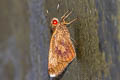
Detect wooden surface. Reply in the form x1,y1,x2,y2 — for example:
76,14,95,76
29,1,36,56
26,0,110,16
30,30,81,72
0,0,120,80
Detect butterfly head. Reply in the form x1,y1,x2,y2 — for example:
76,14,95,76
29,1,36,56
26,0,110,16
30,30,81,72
51,18,59,27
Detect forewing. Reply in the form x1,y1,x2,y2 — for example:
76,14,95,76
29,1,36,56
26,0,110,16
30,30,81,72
48,26,76,77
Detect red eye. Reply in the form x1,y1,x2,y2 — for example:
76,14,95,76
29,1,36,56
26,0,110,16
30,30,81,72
52,20,58,25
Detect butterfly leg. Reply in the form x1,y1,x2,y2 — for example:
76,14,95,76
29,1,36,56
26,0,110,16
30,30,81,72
64,18,77,25
61,10,69,20
61,10,72,21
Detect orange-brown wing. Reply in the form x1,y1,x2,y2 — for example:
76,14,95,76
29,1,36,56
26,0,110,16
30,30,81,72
48,25,76,77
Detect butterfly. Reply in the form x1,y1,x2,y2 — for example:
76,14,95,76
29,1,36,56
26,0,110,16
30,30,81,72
48,10,77,77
